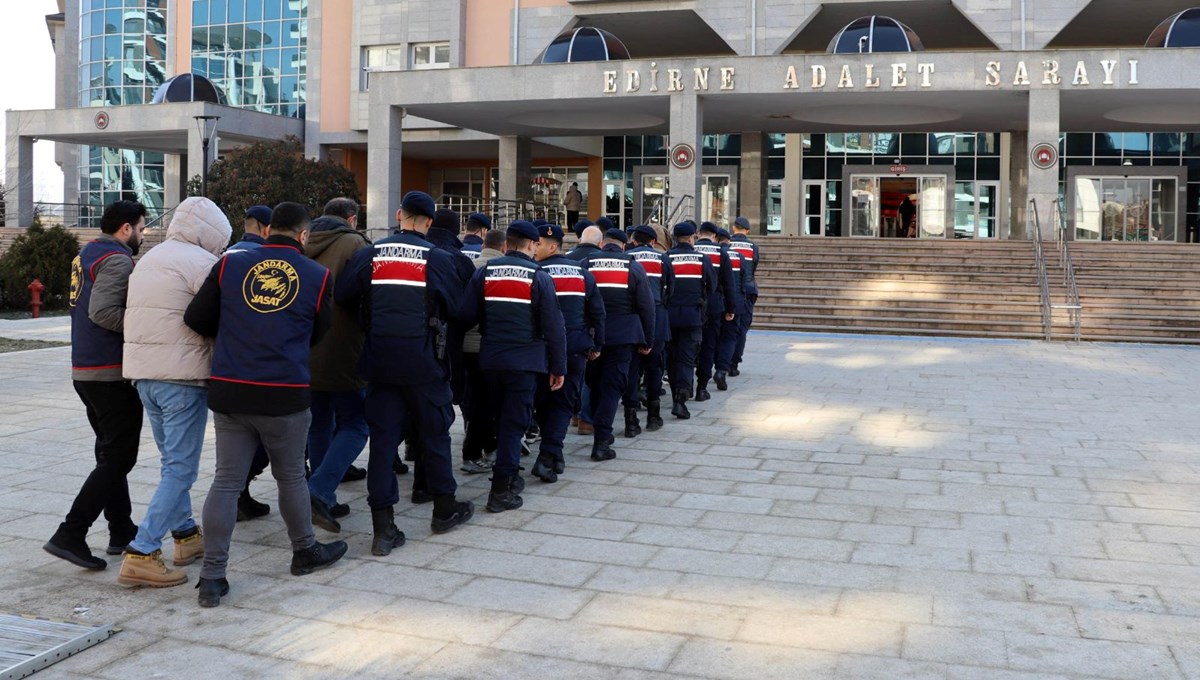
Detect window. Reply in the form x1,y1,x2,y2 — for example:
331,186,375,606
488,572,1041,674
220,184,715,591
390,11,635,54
361,44,404,90
411,42,450,69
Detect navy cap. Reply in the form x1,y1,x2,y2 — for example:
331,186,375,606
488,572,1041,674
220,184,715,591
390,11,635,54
672,222,696,237
245,205,273,226
596,216,615,231
538,223,564,241
603,228,628,244
715,227,732,240
507,220,540,241
572,219,594,237
733,216,751,230
400,191,436,220
432,208,460,233
699,221,719,235
532,218,549,227
466,212,492,230
632,224,657,240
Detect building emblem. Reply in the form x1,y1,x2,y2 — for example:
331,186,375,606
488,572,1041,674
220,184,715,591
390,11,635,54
243,259,300,313
670,143,695,170
94,111,109,130
1031,143,1058,170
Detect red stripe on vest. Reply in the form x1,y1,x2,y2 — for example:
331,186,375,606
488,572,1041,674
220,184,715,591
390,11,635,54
591,269,630,287
637,259,663,276
551,276,586,295
372,260,426,284
731,259,742,270
673,262,703,277
732,246,754,258
485,278,533,301
703,252,721,266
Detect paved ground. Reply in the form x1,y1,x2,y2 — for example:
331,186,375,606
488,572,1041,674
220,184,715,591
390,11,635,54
0,327,1198,679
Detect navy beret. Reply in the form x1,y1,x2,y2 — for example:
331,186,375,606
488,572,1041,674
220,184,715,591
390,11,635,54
672,222,696,237
531,218,549,227
733,216,751,230
604,228,628,243
596,216,615,231
632,224,657,240
466,212,492,229
715,227,732,240
432,208,460,233
572,219,594,236
401,191,436,220
507,220,540,241
538,223,564,241
699,221,720,235
245,205,273,226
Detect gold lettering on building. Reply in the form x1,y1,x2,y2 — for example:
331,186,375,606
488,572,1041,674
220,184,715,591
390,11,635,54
1129,59,1139,85
694,67,709,91
1013,61,1030,86
837,65,854,89
1100,60,1117,85
1042,60,1061,85
667,68,683,92
720,67,735,90
811,65,827,89
626,70,641,92
603,70,618,94
985,61,1002,87
1072,61,1089,86
917,63,935,87
890,63,907,88
864,64,880,88
784,65,799,89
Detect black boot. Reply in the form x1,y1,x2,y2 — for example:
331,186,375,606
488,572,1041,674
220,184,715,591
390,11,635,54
370,506,406,556
714,370,728,391
729,364,740,377
486,475,523,513
432,495,474,533
290,540,349,576
43,533,106,570
392,453,409,475
310,496,341,533
531,455,558,483
591,439,616,462
196,577,229,608
105,522,137,556
695,381,711,402
553,456,565,475
645,401,664,431
340,465,367,483
671,390,691,420
411,485,434,504
237,488,270,522
623,406,641,438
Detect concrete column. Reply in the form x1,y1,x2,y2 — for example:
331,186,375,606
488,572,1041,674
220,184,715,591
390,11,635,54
1026,89,1060,241
5,130,34,228
498,136,533,203
164,154,183,208
1008,130,1028,239
739,131,767,234
186,127,206,189
782,133,803,236
367,104,404,238
669,94,703,223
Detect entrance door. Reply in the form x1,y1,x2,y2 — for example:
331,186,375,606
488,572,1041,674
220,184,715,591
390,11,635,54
917,176,947,238
802,180,825,236
849,175,879,237
603,179,627,230
954,182,999,239
701,174,735,228
640,174,669,226
767,180,783,233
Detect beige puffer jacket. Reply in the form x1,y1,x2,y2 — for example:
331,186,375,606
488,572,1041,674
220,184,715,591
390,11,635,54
123,197,232,381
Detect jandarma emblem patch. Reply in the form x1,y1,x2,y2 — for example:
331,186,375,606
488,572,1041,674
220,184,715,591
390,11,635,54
69,256,82,308
243,259,300,313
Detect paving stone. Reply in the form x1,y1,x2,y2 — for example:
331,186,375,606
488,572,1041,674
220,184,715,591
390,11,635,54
444,576,595,619
577,592,747,639
902,624,1009,667
492,617,686,671
667,638,841,680
1005,631,1183,679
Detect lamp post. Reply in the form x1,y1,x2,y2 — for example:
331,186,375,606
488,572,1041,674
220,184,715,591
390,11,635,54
193,114,220,197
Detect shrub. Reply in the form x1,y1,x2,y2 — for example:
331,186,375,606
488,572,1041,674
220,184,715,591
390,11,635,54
0,224,80,310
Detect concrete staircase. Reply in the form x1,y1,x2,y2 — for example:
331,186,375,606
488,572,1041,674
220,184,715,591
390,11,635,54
1067,242,1200,344
754,238,1049,340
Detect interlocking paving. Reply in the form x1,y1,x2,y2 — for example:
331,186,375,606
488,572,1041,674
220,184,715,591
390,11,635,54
0,324,1198,679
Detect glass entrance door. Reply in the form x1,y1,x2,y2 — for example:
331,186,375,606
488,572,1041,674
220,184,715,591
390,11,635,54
802,180,825,236
701,174,735,228
849,175,879,237
767,180,783,233
917,176,947,238
640,174,669,227
1075,176,1178,241
603,179,627,230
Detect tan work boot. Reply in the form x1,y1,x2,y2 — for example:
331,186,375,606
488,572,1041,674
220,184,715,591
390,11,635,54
578,421,594,435
117,550,188,588
173,527,204,566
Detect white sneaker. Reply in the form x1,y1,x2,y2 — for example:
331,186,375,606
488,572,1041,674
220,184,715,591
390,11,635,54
460,459,493,474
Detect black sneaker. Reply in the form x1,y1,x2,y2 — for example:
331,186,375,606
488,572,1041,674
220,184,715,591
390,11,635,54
531,458,558,483
729,366,741,377
411,488,434,505
714,370,728,391
310,497,342,533
290,540,349,576
590,441,616,462
486,490,523,513
43,535,106,570
196,577,229,608
106,523,137,556
237,490,270,522
393,454,410,475
340,465,367,483
330,502,350,519
431,500,475,534
695,386,711,402
509,474,526,494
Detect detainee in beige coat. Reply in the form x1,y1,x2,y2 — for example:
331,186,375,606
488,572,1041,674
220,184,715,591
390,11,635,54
116,196,231,588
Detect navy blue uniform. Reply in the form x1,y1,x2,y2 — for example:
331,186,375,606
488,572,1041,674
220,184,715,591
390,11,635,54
729,235,760,370
337,230,462,509
665,244,716,397
623,246,673,410
717,247,749,373
582,244,655,445
461,234,483,261
534,255,605,469
694,239,736,387
566,243,602,261
459,252,566,480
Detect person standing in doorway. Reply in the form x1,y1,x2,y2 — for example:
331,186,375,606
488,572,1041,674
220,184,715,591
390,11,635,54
44,200,146,570
564,182,583,229
899,196,917,238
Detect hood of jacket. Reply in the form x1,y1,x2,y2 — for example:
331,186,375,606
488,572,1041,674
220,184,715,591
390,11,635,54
310,215,350,233
306,222,367,260
166,197,232,256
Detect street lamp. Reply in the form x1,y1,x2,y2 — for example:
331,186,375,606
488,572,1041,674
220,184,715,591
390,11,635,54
193,114,221,197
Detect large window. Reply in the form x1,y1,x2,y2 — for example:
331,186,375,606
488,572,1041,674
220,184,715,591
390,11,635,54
362,44,403,90
411,42,450,70
191,0,308,118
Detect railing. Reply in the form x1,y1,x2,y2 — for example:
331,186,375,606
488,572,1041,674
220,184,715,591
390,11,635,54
1053,198,1083,342
665,194,695,227
145,205,176,231
29,203,102,228
1029,199,1053,342
437,194,565,230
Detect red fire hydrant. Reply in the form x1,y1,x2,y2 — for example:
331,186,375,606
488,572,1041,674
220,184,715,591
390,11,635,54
28,279,45,319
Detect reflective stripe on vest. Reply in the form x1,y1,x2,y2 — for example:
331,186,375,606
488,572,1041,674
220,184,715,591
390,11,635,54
542,261,587,330
588,256,631,288
483,259,538,342
669,252,704,279
372,243,429,288
695,243,723,270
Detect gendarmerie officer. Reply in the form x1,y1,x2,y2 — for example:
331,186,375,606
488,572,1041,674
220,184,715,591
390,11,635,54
694,222,736,402
729,216,761,376
665,222,717,419
582,228,655,461
459,221,567,511
461,212,491,261
715,227,748,390
337,191,474,556
531,223,605,483
622,225,673,436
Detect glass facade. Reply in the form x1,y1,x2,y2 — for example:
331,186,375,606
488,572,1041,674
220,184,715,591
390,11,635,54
78,0,169,224
191,0,309,117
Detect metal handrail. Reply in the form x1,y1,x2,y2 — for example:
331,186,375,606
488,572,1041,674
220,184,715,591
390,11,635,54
437,194,565,229
145,205,176,231
665,194,695,227
1029,198,1053,342
1053,198,1083,342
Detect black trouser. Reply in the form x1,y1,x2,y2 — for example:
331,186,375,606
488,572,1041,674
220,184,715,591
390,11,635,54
57,380,143,541
461,352,496,462
567,211,580,229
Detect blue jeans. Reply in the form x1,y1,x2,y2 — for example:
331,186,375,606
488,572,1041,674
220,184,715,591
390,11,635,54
307,389,369,506
129,381,208,554
579,384,594,425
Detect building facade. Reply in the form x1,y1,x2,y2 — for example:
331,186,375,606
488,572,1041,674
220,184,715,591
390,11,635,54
10,0,1200,244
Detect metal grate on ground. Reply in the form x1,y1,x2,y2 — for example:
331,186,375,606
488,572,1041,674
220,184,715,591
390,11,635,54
0,614,113,679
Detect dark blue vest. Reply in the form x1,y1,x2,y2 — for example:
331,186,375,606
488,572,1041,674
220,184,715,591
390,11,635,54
210,244,329,389
70,239,130,371
730,235,759,295
368,233,433,340
481,254,540,343
584,248,635,317
727,248,746,298
462,235,483,261
666,246,707,328
538,256,588,332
